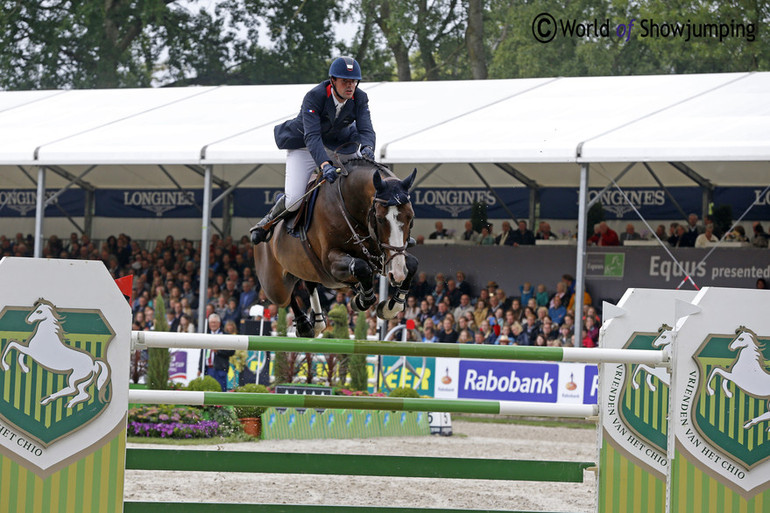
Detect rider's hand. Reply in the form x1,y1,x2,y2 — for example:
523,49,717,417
361,146,375,160
322,163,340,183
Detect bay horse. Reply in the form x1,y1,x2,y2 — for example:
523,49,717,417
253,156,418,338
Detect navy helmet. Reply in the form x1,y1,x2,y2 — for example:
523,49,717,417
329,56,361,80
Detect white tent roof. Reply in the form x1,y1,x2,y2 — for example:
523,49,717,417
0,72,768,187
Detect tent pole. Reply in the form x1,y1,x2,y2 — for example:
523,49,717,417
197,165,214,333
574,164,589,347
33,166,46,258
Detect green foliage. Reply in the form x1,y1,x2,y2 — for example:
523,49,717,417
587,201,606,239
197,405,242,437
321,304,350,387
147,295,171,390
349,311,370,392
711,204,733,238
232,383,270,418
470,201,488,233
388,386,421,398
186,376,224,392
128,405,202,424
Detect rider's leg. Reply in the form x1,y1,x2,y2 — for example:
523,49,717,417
250,149,316,244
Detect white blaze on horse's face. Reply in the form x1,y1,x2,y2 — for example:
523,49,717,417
385,205,407,284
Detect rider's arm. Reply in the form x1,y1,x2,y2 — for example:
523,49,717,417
301,86,334,169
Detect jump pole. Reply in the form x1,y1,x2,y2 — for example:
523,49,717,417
132,331,669,366
129,390,599,418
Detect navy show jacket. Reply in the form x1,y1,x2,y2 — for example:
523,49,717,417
274,80,376,167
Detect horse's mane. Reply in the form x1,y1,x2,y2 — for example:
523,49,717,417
338,155,395,179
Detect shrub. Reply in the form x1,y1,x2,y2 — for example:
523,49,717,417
186,376,223,392
388,386,421,398
232,383,269,419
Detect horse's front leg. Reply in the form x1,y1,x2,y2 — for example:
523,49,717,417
17,352,29,373
1,341,23,372
706,368,730,397
328,250,376,312
377,253,419,320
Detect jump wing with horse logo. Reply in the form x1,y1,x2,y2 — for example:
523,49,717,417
0,298,114,447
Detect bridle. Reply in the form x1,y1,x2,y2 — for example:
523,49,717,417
333,160,411,276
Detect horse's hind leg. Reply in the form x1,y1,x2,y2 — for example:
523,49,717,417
291,292,314,339
306,283,327,336
41,371,91,406
66,374,94,408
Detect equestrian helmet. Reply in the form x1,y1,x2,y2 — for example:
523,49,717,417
329,56,362,80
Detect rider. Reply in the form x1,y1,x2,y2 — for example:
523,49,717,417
250,56,376,244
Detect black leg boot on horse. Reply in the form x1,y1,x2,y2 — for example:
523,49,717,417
250,195,290,244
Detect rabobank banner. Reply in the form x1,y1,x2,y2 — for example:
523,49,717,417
434,358,598,405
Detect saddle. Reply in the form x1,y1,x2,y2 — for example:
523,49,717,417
285,174,323,238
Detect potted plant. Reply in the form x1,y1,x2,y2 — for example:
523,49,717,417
233,383,269,437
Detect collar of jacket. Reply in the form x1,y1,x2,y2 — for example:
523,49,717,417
326,82,354,100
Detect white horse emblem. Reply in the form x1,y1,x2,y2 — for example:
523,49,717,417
632,324,673,392
706,327,770,431
0,299,110,409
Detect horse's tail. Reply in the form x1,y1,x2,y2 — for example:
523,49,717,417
94,360,111,402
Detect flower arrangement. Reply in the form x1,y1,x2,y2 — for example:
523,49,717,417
334,388,387,397
127,405,222,438
231,350,249,372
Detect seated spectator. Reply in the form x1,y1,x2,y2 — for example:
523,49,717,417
695,223,719,248
520,282,534,305
536,221,557,240
409,271,432,300
458,220,479,243
620,223,642,242
458,329,473,344
654,224,667,241
511,220,535,246
535,283,549,307
508,300,523,324
455,271,472,296
478,320,497,344
417,299,433,325
497,324,513,345
445,279,462,307
177,313,196,333
541,320,558,342
510,322,528,345
478,225,495,245
561,314,575,336
724,225,748,243
432,302,450,325
588,222,620,246
429,221,450,240
582,316,599,347
548,295,567,325
473,331,487,344
453,294,474,321
557,325,573,347
222,297,241,326
422,326,437,343
495,221,515,246
680,213,703,247
473,299,489,327
456,316,474,338
533,333,548,347
523,313,540,344
403,295,420,320
436,318,458,343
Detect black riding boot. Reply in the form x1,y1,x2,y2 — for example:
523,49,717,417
250,196,289,244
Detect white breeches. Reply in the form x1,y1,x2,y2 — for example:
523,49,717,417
285,148,319,212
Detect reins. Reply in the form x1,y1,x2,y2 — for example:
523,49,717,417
333,156,409,275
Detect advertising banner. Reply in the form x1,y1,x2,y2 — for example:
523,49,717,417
0,189,85,217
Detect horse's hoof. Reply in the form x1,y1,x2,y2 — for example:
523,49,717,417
295,316,315,338
376,300,401,320
351,294,375,312
251,228,266,244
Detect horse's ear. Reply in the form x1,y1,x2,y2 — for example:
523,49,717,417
372,170,384,191
402,168,417,191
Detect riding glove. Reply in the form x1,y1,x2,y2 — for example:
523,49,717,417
361,146,375,160
322,163,340,183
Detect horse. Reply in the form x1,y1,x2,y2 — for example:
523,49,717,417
253,156,418,338
706,326,770,430
0,298,110,409
631,324,673,392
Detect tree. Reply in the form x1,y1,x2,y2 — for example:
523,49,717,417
147,294,171,390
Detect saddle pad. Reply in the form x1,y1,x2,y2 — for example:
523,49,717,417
286,178,321,238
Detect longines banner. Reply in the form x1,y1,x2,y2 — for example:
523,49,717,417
232,187,530,219
96,189,223,218
3,186,769,220
0,189,85,217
